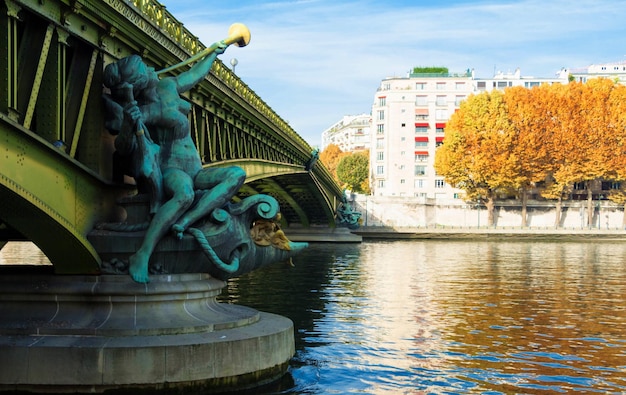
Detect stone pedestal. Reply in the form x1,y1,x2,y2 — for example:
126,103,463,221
0,272,294,394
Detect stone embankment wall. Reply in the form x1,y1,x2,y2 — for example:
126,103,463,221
352,195,625,229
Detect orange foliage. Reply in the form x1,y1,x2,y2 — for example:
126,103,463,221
319,144,347,183
436,78,626,227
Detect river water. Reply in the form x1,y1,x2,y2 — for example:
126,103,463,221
220,240,626,394
1,240,625,394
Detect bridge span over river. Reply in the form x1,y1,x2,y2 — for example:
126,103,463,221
0,0,345,274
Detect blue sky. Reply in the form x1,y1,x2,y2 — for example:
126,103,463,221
160,0,626,147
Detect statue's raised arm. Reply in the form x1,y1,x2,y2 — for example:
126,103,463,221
158,23,251,93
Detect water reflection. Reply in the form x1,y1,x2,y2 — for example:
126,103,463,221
0,241,52,265
221,241,626,394
2,239,624,393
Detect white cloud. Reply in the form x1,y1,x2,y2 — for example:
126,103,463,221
161,0,626,146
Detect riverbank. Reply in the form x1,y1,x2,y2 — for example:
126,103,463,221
353,226,626,241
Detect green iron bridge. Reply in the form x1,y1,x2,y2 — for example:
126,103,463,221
0,0,344,274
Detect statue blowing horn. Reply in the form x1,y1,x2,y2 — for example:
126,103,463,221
157,23,251,75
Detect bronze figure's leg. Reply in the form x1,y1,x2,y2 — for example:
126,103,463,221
129,168,195,283
172,166,246,239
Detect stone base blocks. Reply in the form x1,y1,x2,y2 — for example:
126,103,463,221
0,273,295,394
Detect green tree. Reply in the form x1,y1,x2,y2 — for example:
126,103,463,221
336,151,370,194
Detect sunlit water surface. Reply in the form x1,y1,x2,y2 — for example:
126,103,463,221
220,240,626,394
2,240,625,394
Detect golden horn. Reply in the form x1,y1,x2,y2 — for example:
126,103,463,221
157,23,250,75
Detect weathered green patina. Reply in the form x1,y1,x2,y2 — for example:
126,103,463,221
99,28,306,283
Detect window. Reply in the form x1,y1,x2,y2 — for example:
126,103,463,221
398,165,405,170
376,139,384,148
435,109,449,120
415,109,429,120
416,82,426,90
414,179,424,188
383,83,390,90
377,110,384,120
377,180,385,188
376,151,384,161
415,96,428,106
436,82,446,90
435,179,446,188
477,81,486,90
415,126,428,134
415,154,428,162
378,97,386,106
415,166,426,176
455,82,465,90
400,136,406,142
436,127,444,134
455,96,465,106
415,141,428,148
400,179,405,184
401,123,406,127
573,182,585,190
436,96,446,106
376,165,384,175
377,124,384,134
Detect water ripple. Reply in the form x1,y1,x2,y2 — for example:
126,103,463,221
222,240,626,394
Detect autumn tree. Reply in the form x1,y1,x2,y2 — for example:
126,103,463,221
503,86,556,226
336,151,370,194
435,90,517,226
602,81,626,227
546,80,620,228
438,78,625,228
527,83,574,227
319,144,346,183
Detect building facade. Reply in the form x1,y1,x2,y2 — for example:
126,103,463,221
564,60,626,84
321,114,371,152
370,68,568,200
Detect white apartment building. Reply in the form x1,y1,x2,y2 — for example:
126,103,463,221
321,114,371,152
563,60,626,85
370,68,568,200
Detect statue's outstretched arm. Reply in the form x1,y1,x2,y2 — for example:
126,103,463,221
158,23,250,93
174,44,226,93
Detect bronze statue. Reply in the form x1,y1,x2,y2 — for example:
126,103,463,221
100,24,305,283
